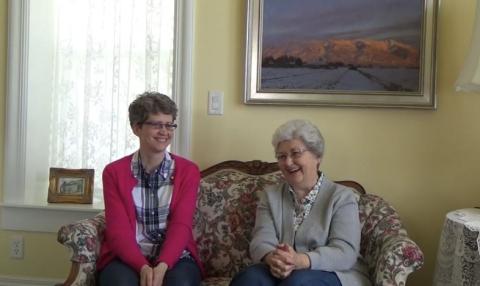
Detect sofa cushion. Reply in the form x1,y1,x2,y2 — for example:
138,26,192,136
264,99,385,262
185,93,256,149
194,167,283,278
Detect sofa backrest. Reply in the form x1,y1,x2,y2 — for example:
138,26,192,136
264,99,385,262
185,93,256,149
194,160,283,278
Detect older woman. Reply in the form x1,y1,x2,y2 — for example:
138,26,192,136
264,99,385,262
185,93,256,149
97,92,203,286
230,120,370,286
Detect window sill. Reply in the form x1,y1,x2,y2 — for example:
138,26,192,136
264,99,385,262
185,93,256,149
0,201,104,232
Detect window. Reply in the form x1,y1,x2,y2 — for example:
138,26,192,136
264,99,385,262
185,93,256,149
1,0,194,232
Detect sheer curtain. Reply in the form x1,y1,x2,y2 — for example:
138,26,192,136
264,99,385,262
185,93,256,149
40,0,174,202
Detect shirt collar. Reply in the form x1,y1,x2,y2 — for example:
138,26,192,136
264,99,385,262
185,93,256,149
131,151,173,180
288,172,324,204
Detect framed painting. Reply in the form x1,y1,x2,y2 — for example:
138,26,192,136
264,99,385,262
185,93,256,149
47,168,94,204
244,0,438,108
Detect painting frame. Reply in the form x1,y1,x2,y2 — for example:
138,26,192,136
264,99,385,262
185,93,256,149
244,0,438,109
47,168,94,204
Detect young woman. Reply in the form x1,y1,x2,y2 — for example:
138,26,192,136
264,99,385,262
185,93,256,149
97,92,203,286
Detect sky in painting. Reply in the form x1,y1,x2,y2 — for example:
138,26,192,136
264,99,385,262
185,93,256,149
262,0,424,48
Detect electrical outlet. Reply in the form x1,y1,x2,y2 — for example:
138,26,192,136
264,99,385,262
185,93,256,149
9,235,24,259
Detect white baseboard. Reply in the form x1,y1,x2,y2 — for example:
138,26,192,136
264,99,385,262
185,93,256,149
0,275,63,286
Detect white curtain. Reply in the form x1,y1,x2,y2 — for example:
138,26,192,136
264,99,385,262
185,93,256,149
456,1,480,92
48,0,174,200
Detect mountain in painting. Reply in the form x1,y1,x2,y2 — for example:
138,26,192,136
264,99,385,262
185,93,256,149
262,39,419,69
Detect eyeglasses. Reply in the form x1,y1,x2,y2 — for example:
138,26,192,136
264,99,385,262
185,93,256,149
275,149,307,162
142,121,178,131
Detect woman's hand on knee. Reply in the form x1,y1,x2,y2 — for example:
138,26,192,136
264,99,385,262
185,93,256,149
140,264,153,286
152,262,168,286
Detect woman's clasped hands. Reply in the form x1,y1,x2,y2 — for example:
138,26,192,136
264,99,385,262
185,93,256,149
264,243,310,279
140,262,168,286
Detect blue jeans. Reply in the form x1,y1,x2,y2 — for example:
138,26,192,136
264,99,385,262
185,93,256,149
229,263,342,286
98,257,201,286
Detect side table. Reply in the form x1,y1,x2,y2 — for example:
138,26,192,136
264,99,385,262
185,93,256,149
433,208,480,285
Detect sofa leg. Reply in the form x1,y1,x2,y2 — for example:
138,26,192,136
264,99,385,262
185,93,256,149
56,262,80,286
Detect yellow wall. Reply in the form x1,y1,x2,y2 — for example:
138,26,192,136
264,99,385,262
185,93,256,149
192,1,480,286
1,0,480,285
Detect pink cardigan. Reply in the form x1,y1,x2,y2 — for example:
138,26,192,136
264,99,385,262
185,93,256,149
97,153,204,275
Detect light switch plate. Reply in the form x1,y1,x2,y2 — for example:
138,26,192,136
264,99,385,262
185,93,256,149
208,91,224,115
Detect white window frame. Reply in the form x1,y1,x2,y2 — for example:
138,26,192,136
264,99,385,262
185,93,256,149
0,0,195,232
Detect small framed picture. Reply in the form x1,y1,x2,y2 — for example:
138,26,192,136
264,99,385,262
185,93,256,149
48,168,94,204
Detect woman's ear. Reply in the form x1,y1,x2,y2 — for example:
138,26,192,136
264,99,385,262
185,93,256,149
316,156,322,169
132,123,141,136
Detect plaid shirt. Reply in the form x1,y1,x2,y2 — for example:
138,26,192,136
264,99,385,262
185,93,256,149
288,172,324,232
131,151,190,262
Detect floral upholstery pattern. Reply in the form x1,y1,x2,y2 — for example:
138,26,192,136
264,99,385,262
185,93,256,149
57,212,105,286
358,193,424,285
57,161,423,286
193,169,283,280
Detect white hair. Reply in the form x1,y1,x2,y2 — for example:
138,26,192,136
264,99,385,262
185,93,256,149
271,119,324,157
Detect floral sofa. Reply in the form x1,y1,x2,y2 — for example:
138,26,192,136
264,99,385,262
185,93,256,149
56,160,424,286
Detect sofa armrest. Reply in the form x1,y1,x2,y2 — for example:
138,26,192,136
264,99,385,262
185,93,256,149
57,212,105,286
359,193,424,286
372,235,424,286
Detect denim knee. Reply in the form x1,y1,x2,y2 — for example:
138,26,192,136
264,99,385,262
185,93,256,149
164,258,201,286
98,259,139,286
230,264,276,286
279,269,341,286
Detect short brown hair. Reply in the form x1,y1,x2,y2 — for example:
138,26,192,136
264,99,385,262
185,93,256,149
128,92,177,127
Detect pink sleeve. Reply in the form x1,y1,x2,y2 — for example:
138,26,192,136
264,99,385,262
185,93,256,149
156,163,200,268
103,165,149,272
